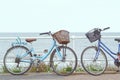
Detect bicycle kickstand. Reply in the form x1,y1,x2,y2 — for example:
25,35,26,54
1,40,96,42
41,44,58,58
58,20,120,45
33,59,40,72
116,67,120,72
36,61,40,72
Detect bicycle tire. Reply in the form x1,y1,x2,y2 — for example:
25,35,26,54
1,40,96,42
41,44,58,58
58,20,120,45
50,46,77,76
81,46,108,76
4,46,32,75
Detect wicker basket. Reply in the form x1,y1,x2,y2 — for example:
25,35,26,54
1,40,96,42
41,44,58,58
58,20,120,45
53,30,70,44
86,28,101,43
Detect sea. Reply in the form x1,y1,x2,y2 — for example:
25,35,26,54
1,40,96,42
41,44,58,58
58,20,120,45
0,32,120,71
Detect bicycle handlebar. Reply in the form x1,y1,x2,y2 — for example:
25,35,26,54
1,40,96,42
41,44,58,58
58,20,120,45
97,27,110,32
40,31,51,35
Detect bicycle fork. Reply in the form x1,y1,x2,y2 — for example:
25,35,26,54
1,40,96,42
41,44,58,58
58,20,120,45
93,47,100,62
56,45,67,62
62,46,67,62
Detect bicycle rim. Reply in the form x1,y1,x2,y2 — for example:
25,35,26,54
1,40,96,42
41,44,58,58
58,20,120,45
81,46,107,76
50,46,77,76
4,46,32,75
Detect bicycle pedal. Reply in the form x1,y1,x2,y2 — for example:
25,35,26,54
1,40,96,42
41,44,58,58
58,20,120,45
116,70,120,72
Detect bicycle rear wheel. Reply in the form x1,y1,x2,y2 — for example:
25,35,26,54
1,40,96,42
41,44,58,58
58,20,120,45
81,46,108,76
4,46,32,75
50,46,77,76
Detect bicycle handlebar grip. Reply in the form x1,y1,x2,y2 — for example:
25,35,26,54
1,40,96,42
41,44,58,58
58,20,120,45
103,27,110,31
40,31,51,35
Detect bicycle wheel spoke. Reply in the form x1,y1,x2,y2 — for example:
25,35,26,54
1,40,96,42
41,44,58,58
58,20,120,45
50,46,77,76
81,46,107,76
4,46,32,75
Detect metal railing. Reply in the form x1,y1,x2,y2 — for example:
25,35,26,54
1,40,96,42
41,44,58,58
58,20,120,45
0,35,120,71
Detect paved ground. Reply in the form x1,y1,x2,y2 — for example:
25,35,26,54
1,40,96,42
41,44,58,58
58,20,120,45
0,72,120,80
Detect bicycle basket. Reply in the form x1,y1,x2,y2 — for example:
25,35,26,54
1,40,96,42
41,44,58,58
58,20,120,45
53,30,70,44
85,28,101,43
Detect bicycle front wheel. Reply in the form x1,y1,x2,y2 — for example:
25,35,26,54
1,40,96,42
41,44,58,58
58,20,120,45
50,46,77,76
81,46,108,76
4,46,32,75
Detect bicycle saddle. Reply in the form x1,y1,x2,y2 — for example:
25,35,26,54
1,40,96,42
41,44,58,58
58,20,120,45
115,38,120,42
25,38,36,43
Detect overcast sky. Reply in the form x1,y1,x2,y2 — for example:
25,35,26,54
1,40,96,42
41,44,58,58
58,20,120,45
0,0,120,32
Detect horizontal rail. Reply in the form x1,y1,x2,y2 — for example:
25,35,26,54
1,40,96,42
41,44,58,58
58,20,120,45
0,35,120,40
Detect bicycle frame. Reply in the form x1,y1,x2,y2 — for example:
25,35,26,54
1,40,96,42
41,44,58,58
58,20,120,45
13,38,63,63
96,39,119,60
31,39,62,61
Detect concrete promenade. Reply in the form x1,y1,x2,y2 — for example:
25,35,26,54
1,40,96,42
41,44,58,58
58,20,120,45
0,72,120,80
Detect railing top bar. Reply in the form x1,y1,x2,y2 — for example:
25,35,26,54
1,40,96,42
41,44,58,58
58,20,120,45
0,35,119,40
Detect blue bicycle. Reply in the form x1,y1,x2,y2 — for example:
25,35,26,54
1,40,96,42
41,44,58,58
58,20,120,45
4,30,77,76
81,27,120,76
